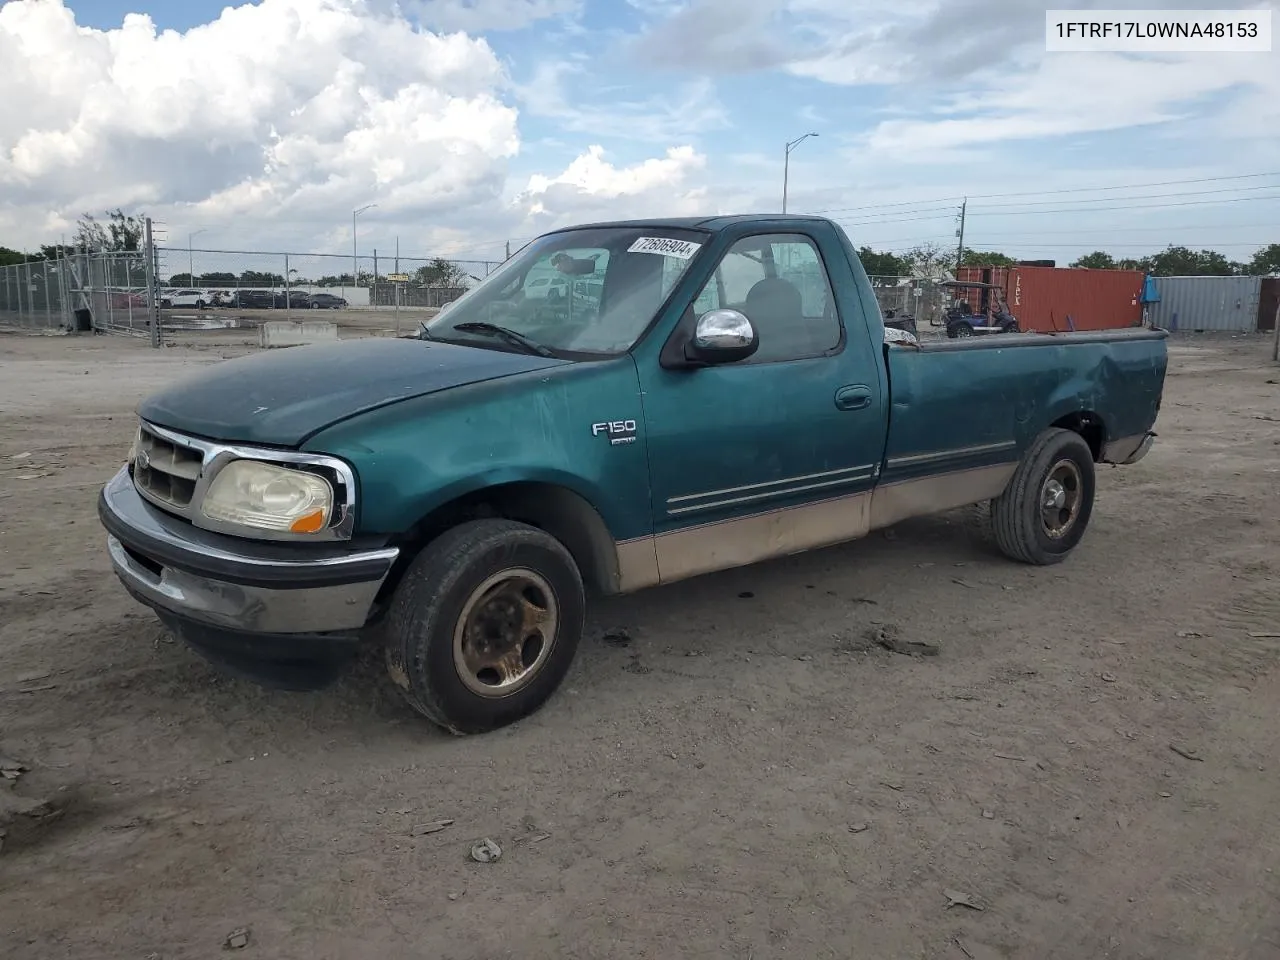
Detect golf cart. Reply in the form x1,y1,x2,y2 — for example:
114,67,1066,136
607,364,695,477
935,279,1020,339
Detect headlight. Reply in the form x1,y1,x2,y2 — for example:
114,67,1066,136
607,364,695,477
201,460,334,534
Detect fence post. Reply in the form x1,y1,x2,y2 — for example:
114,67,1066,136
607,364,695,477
1271,297,1279,362
22,260,32,329
145,217,160,348
285,253,291,317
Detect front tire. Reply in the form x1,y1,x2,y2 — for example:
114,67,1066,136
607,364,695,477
384,519,585,734
991,428,1095,565
951,322,974,338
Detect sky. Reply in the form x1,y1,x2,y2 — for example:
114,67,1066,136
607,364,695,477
1,0,1278,271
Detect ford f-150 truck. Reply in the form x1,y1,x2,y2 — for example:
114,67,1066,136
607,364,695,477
98,215,1168,734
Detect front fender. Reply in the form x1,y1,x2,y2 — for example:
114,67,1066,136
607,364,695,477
303,357,654,542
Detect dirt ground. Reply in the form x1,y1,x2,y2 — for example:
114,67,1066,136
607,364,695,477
1,329,1279,960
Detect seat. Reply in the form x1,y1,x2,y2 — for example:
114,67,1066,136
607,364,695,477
742,277,805,361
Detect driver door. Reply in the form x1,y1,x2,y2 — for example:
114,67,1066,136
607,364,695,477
636,229,888,584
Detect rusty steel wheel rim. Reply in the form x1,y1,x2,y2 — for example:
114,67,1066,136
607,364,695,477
1040,459,1083,539
452,568,558,699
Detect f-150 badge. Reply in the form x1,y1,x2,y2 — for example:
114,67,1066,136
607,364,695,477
591,420,638,446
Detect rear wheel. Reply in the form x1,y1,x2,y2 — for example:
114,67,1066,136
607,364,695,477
991,428,1095,565
384,519,585,734
951,322,974,338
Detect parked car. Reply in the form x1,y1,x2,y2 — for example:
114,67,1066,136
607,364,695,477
226,289,274,309
524,275,570,300
99,214,1168,735
227,289,307,309
306,293,348,309
107,291,147,309
159,289,213,309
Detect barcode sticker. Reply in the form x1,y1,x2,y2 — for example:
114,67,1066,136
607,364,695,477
627,237,702,260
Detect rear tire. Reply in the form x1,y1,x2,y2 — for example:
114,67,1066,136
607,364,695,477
991,428,1095,565
384,519,585,735
951,322,974,338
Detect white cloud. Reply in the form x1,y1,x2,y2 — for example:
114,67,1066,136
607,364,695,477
401,0,580,32
515,144,709,228
0,0,521,248
516,60,728,142
855,51,1280,159
0,0,721,258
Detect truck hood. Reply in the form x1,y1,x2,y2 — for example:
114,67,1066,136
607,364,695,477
137,337,568,446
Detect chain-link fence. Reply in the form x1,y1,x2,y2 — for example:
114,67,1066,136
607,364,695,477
1,250,158,337
0,259,69,332
155,247,498,304
868,276,949,329
141,245,501,341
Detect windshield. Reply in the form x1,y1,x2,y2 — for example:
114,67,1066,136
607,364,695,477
423,226,708,356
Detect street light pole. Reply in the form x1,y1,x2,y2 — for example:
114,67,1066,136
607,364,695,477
782,132,819,214
353,203,376,294
188,229,206,285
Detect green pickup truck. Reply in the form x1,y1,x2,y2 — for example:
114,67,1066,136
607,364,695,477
98,215,1168,734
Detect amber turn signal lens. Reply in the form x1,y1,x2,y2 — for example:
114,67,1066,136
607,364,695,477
289,509,328,534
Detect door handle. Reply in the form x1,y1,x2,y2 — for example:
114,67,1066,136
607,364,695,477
834,385,873,411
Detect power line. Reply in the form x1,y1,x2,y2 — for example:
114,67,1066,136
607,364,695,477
968,194,1280,217
831,188,1280,227
807,170,1280,216
974,182,1280,211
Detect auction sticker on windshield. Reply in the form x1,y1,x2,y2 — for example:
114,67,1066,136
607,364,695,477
628,237,702,259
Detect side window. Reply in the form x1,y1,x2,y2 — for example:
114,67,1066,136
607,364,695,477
691,233,840,364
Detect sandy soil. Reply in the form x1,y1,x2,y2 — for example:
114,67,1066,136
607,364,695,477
1,330,1279,960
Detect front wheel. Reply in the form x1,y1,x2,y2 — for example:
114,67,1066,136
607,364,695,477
384,519,585,734
195,300,206,310
991,428,1095,565
951,322,974,338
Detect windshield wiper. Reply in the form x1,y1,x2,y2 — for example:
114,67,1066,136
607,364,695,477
449,321,556,358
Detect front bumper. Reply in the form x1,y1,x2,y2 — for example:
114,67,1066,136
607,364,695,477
98,467,398,637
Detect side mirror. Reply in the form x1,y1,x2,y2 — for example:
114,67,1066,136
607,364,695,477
686,308,759,364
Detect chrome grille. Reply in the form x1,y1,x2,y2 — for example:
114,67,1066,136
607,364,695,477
132,423,205,511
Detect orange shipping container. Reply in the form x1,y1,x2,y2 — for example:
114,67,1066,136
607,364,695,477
955,265,1144,333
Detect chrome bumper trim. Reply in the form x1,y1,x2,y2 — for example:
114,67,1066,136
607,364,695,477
99,467,398,635
107,535,388,633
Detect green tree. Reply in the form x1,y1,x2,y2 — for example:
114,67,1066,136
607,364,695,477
1117,256,1152,272
959,249,1016,267
1246,243,1280,275
198,271,238,285
239,269,285,285
902,242,955,278
75,209,144,252
856,246,909,281
1145,245,1240,276
1071,251,1118,269
0,246,26,266
413,257,470,287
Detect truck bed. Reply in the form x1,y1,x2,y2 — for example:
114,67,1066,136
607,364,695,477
884,328,1167,471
